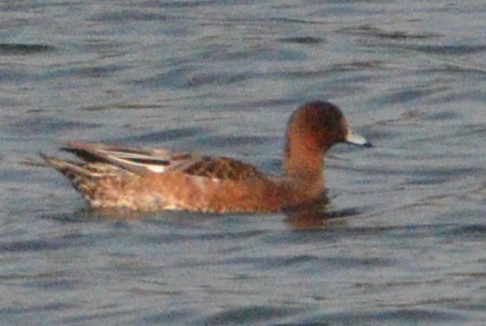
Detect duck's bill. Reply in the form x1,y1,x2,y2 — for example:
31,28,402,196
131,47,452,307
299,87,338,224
346,130,372,147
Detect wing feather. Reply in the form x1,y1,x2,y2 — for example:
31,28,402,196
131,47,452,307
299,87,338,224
62,141,264,181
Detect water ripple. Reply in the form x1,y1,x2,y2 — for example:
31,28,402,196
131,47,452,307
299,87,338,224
0,43,54,55
202,306,303,325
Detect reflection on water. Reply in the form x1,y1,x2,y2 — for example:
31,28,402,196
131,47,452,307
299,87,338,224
1,0,485,324
285,207,361,229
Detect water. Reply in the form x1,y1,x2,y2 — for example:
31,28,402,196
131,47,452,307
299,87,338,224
1,1,485,324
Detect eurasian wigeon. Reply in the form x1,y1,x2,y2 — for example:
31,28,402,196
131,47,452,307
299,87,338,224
41,101,371,213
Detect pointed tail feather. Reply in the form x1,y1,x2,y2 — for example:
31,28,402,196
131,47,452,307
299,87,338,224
40,153,94,178
40,153,103,200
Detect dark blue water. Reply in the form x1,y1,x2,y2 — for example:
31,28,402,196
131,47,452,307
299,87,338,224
1,1,485,324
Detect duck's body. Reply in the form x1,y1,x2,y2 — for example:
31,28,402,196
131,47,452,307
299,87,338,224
41,101,371,213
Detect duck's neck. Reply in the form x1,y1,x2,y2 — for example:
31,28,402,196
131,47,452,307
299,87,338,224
283,140,325,179
279,145,325,205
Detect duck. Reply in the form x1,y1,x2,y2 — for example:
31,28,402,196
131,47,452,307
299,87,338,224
41,101,371,213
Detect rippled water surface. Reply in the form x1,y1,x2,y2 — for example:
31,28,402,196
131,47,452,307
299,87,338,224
1,1,485,324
